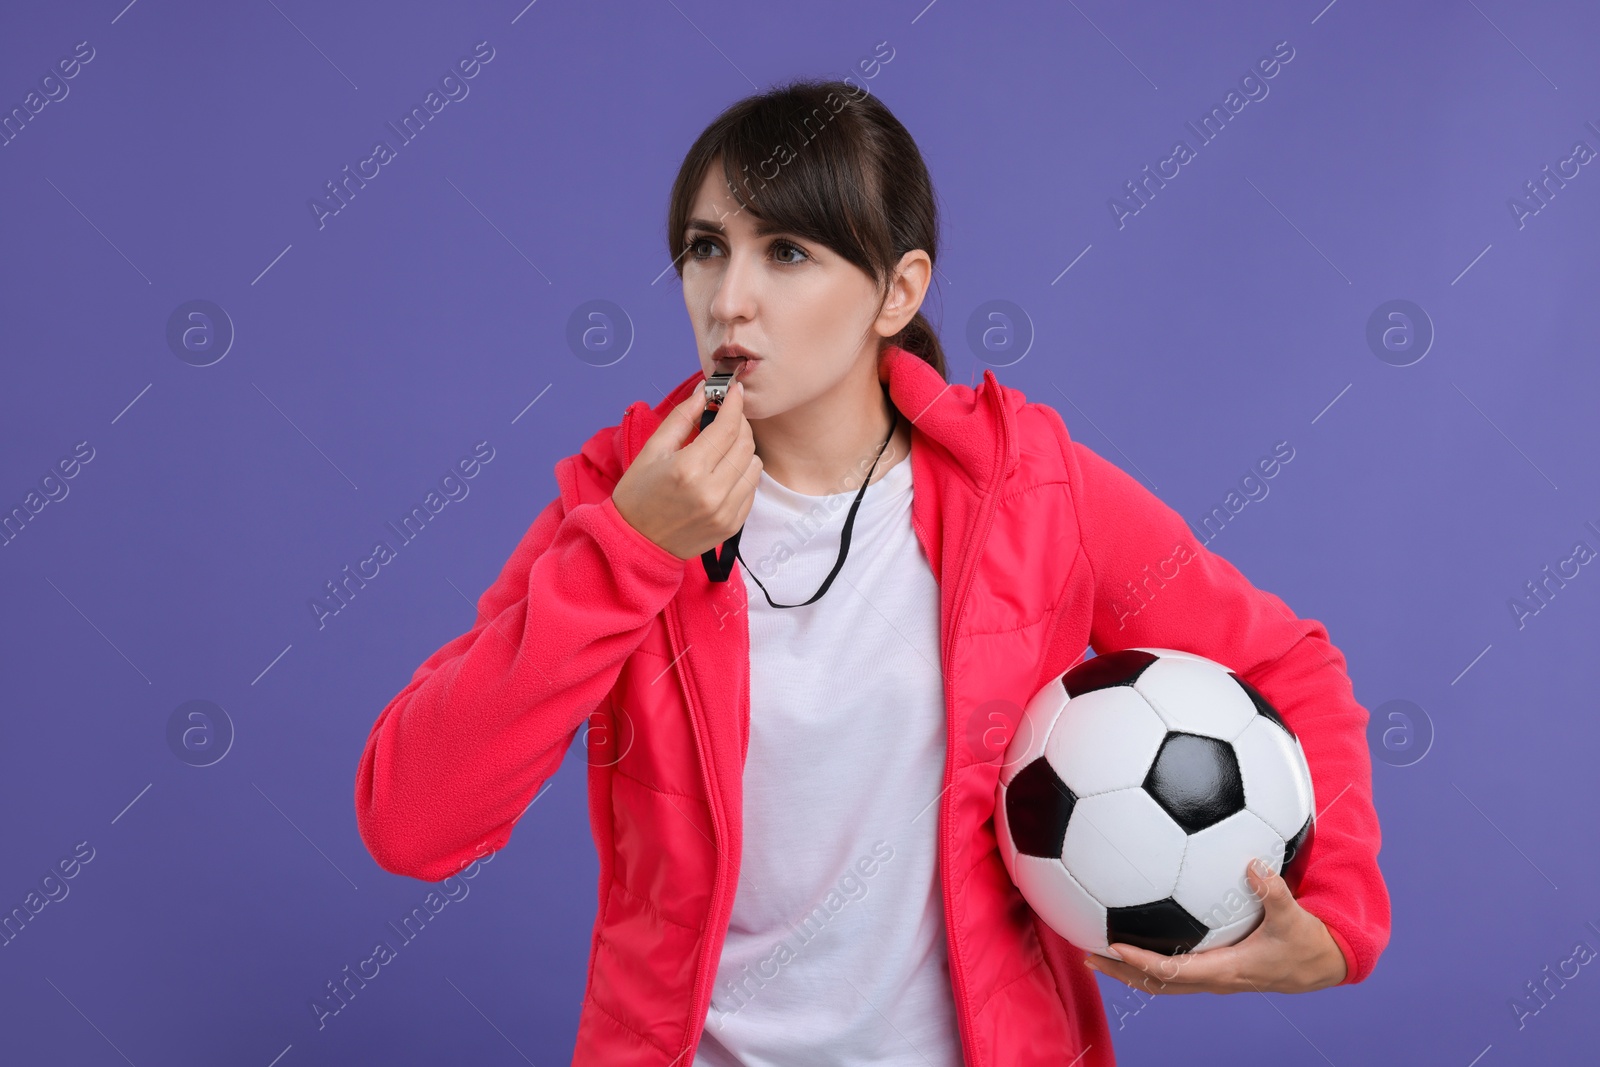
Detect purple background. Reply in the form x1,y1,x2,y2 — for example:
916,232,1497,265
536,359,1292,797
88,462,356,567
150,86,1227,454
2,1,1596,1064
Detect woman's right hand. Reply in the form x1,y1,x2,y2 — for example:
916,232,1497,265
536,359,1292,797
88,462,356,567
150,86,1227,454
612,378,762,561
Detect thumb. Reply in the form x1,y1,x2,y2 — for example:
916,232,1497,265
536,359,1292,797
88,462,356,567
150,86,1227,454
1247,857,1294,918
643,384,709,458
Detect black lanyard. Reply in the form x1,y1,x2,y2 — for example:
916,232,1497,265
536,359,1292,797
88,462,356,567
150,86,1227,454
700,389,900,609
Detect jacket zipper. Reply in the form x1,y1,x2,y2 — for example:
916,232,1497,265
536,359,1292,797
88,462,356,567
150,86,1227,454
666,599,725,1065
928,371,1012,1067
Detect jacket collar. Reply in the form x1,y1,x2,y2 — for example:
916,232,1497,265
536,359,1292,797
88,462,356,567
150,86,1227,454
618,344,1019,493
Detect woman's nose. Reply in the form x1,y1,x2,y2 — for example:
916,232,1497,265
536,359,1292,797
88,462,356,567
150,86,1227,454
709,249,759,324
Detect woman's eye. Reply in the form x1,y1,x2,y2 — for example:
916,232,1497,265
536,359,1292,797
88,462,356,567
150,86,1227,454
772,240,808,265
683,236,807,264
686,236,719,259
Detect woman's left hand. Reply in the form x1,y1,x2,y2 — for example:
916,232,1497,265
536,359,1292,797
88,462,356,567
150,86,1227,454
1084,858,1348,994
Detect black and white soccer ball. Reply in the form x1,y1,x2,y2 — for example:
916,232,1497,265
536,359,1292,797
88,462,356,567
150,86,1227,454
996,648,1315,957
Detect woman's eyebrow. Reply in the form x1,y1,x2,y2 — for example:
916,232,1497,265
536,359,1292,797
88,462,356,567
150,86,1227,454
685,216,793,238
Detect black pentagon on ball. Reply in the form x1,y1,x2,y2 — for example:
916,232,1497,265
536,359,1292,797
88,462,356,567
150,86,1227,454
1142,732,1246,834
1005,757,1077,858
1106,897,1210,956
1228,672,1295,738
1062,648,1158,698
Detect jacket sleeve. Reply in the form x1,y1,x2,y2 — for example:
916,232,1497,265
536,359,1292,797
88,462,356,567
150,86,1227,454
354,462,689,883
1056,421,1391,986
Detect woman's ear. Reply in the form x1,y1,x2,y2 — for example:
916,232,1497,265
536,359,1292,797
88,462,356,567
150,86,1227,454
875,249,933,339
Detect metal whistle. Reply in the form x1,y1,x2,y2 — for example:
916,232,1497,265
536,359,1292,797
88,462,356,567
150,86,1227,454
700,368,738,420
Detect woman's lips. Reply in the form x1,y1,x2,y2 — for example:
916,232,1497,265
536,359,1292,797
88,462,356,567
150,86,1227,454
714,356,757,376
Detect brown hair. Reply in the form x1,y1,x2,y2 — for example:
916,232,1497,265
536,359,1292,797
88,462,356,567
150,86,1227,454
665,78,947,381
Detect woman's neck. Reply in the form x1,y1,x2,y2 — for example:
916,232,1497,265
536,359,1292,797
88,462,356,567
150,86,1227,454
750,371,908,497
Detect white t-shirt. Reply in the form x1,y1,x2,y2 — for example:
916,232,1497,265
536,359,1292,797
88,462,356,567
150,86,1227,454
693,441,965,1067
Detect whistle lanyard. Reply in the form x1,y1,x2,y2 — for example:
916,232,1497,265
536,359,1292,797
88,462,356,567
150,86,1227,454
700,388,900,608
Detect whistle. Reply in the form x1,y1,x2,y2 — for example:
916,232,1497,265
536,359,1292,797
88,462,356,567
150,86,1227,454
701,368,738,415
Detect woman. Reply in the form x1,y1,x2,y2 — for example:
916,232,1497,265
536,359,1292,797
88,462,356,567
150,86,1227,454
355,79,1389,1066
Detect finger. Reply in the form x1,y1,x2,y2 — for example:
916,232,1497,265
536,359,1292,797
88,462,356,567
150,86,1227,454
1084,954,1164,993
1108,941,1239,989
693,381,755,482
705,425,760,516
721,451,764,528
1105,942,1212,985
1085,955,1203,995
1246,857,1295,919
645,386,710,458
699,399,755,493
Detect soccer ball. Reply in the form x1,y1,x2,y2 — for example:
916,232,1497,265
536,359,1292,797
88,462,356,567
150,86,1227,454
996,647,1315,957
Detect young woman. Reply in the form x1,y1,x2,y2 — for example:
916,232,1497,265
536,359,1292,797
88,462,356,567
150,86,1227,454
355,80,1390,1066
